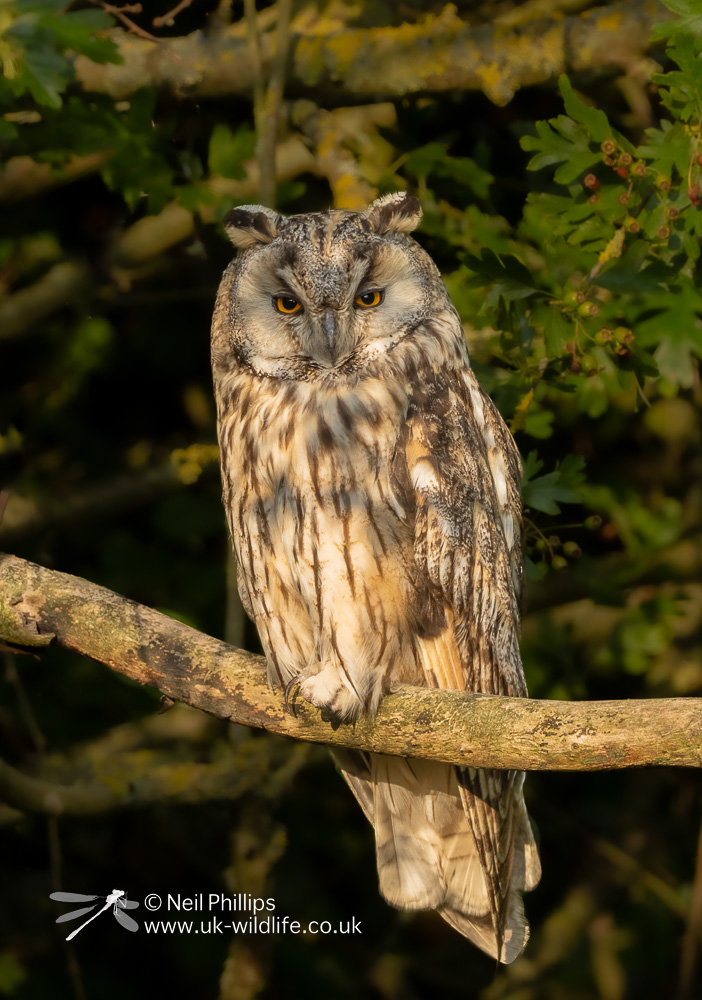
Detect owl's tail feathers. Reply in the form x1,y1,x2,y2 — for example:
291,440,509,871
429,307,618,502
438,776,541,963
337,752,540,965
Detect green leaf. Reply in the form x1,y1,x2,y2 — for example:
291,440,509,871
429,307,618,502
635,283,702,388
208,124,254,180
522,452,586,514
558,75,613,144
650,33,702,121
403,142,493,200
530,302,573,356
553,151,603,185
651,0,702,39
48,10,121,65
637,120,691,180
593,241,659,294
525,555,548,582
463,249,542,312
20,46,70,108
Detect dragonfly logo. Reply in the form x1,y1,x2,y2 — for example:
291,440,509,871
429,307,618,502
50,890,139,940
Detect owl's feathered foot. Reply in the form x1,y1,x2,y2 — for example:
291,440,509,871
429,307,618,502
282,662,362,720
299,664,362,719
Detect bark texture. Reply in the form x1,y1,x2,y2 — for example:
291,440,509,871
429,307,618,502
74,1,669,107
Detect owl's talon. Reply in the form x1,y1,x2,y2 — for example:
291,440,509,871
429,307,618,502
284,675,301,715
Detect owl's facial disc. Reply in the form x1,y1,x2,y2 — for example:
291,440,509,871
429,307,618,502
228,201,433,375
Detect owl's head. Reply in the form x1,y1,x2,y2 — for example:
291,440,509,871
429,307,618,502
213,193,454,378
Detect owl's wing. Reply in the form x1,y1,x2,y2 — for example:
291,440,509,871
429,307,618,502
387,362,539,961
392,363,525,697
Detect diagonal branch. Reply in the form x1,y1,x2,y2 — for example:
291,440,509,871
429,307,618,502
0,552,700,771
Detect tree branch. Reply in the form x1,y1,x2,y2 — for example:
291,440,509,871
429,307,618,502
0,733,310,817
0,262,89,344
75,0,671,107
0,453,218,544
0,134,317,340
0,554,699,771
0,151,112,202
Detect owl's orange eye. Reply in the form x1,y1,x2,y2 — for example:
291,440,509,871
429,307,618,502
275,296,302,314
355,289,384,308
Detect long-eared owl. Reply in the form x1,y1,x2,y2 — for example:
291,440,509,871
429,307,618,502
211,192,541,962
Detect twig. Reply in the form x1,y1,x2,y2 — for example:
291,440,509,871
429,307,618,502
255,0,294,206
90,1,162,44
4,652,46,754
153,0,195,28
243,0,265,104
0,553,701,771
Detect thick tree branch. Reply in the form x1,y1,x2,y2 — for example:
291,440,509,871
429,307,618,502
0,454,218,544
74,1,670,106
0,262,89,343
0,734,310,817
0,151,112,202
0,554,699,771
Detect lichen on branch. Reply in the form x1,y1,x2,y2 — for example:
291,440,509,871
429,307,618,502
74,1,670,106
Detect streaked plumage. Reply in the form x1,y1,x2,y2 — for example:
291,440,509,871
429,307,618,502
211,192,540,962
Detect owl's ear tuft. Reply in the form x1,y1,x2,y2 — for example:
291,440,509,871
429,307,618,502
223,206,279,249
365,192,422,235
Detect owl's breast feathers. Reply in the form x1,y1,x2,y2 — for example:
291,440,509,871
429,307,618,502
217,339,422,713
216,319,524,710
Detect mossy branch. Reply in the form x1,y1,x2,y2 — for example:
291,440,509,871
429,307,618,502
0,553,700,772
75,1,670,107
0,733,310,817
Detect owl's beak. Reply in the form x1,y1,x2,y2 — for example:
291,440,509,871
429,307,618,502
322,308,338,359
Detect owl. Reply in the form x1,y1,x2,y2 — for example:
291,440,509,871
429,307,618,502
211,192,541,963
